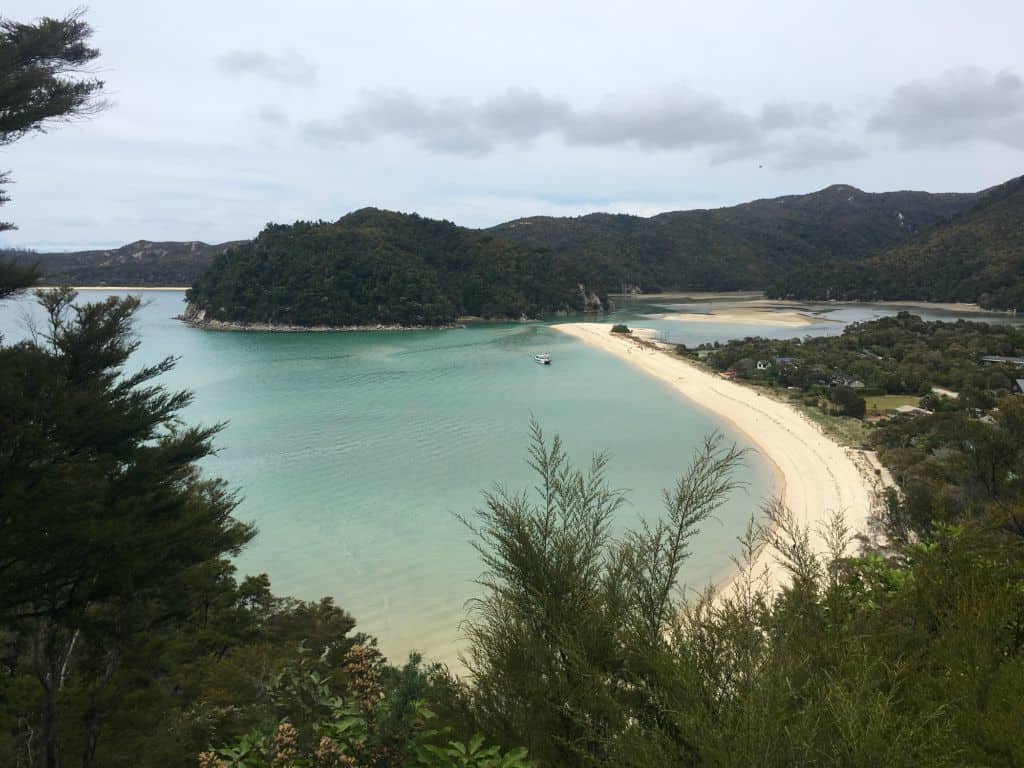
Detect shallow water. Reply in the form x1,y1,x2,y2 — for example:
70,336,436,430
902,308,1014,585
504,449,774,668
6,289,1017,664
1,291,778,665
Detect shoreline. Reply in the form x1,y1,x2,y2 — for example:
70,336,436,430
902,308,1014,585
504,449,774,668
620,290,1015,317
552,322,887,599
178,316,463,333
36,285,193,292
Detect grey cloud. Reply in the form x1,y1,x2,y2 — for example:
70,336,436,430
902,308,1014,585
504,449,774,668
759,101,838,131
565,89,756,149
300,87,847,164
257,105,290,127
218,50,316,85
775,136,865,170
869,67,1024,149
477,88,571,141
302,90,489,155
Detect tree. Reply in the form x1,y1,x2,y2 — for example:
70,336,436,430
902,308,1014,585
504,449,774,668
0,288,254,768
461,422,744,766
0,8,105,294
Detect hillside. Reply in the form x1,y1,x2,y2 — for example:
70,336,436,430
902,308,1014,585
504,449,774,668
768,175,1024,309
2,239,242,286
489,185,979,292
185,208,607,327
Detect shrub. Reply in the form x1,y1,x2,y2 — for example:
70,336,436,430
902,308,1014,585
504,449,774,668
610,324,631,334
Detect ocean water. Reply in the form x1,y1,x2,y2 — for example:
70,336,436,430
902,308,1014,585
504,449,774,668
2,290,780,664
5,289,1017,665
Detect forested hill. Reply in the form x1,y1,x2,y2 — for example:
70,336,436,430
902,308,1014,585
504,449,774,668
768,174,1024,311
2,239,242,286
185,208,608,327
488,185,979,292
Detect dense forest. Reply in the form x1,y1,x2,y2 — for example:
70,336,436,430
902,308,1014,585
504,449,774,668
185,209,607,327
490,185,978,292
1,241,241,287
20,179,1023,315
16,183,987,302
768,175,1024,310
690,312,1024,395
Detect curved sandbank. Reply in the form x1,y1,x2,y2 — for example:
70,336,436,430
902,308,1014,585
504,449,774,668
552,322,888,598
662,308,827,327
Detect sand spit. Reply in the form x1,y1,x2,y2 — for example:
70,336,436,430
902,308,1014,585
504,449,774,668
552,322,887,598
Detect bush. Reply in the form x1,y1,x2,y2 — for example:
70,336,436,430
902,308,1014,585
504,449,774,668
830,386,867,418
610,324,631,334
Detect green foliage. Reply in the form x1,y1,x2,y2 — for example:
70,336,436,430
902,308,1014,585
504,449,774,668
610,324,631,334
187,210,607,327
771,175,1024,310
693,312,1024,397
459,424,1024,767
200,650,531,768
830,385,867,418
461,421,745,766
1,240,243,287
491,184,977,293
0,7,105,290
0,288,254,766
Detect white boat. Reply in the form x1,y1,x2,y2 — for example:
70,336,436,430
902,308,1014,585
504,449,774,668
534,353,551,365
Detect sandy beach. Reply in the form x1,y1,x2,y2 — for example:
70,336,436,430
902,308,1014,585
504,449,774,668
663,308,826,327
552,322,885,598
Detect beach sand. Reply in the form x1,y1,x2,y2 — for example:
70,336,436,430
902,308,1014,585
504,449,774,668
663,308,826,327
552,322,886,598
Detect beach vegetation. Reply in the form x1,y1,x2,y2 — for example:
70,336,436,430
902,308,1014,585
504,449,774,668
610,323,631,334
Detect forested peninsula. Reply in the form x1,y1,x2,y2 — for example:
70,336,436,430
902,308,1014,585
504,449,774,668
184,208,608,329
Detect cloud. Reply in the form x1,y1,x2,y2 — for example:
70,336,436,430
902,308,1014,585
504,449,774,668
217,50,316,85
300,87,848,166
477,88,571,141
564,88,757,149
775,136,865,170
257,105,290,127
302,90,490,155
868,67,1024,149
759,101,838,131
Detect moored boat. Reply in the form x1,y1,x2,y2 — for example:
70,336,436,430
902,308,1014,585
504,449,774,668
534,353,551,365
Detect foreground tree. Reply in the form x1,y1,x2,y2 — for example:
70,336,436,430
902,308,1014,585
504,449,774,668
0,8,105,294
0,288,253,767
461,423,744,766
460,423,1024,767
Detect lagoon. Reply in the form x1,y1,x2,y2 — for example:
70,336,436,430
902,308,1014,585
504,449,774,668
4,289,1018,665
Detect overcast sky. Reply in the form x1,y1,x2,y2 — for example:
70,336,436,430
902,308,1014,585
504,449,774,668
2,0,1023,251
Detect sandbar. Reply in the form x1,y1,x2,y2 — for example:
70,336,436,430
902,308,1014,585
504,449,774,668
552,322,887,599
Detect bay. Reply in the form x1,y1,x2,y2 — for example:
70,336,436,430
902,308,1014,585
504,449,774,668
8,289,1018,664
1,290,777,665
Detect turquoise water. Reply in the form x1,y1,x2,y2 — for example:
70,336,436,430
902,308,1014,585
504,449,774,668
1,290,779,664
607,295,1024,346
6,290,1018,665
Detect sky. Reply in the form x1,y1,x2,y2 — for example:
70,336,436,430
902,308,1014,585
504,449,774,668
2,0,1023,251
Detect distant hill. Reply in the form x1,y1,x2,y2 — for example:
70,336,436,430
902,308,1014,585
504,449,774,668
768,175,1024,310
185,209,607,328
488,185,979,292
2,239,243,286
10,179,1018,314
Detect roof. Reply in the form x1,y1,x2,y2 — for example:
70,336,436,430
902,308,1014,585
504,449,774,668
1015,378,1024,391
982,355,1024,365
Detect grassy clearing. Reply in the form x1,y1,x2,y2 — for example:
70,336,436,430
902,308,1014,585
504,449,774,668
864,394,922,413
